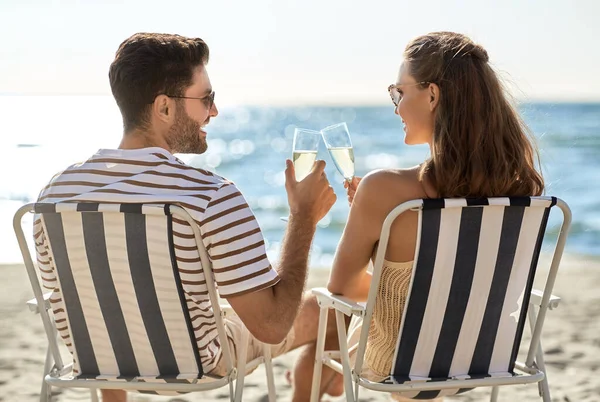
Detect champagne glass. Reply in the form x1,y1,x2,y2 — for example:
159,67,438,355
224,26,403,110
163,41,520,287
321,122,354,182
280,128,321,223
292,128,321,181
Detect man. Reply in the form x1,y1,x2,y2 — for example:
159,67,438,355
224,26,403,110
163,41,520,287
34,33,341,401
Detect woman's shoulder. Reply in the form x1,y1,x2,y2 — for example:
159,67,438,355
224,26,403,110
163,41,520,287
358,166,429,204
361,166,423,191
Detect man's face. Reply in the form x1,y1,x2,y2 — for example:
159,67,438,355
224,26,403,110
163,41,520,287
166,65,218,154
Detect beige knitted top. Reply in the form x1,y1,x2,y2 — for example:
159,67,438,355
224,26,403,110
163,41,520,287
364,259,414,378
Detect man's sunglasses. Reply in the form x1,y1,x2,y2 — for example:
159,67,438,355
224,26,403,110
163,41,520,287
163,91,216,109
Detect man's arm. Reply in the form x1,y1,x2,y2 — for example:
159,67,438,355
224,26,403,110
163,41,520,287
227,160,335,344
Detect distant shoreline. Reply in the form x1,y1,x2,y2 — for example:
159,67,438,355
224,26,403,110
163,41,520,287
1,94,600,107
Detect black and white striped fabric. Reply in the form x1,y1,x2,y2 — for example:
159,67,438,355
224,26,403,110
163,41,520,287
386,196,555,399
34,202,204,393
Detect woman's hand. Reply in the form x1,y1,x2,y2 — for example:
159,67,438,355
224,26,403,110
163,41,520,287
343,177,362,206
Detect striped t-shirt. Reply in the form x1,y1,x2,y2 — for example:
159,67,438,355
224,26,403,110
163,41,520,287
34,147,280,374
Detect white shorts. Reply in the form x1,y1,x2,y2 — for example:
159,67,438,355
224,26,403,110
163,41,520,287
209,314,296,376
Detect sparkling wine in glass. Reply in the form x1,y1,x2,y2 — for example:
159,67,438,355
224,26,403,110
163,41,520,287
321,122,354,181
292,128,321,181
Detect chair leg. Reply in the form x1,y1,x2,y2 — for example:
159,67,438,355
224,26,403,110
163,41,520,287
528,306,552,402
234,326,250,402
40,345,53,402
310,306,329,402
229,380,235,402
490,386,499,401
263,344,276,402
334,310,355,402
535,342,551,402
40,322,60,402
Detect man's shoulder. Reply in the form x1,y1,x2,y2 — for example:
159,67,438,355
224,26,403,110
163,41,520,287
167,158,239,193
36,161,88,200
35,148,244,205
67,149,232,188
174,159,230,185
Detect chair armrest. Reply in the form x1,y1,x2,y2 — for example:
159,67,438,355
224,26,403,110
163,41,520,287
26,292,52,314
530,289,561,310
220,303,235,318
312,287,366,317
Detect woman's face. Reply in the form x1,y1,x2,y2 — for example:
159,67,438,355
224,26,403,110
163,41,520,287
393,62,436,146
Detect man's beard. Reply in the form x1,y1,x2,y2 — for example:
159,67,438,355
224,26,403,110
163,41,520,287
166,105,208,154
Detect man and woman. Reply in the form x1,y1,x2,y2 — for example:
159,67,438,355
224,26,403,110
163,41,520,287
34,31,543,401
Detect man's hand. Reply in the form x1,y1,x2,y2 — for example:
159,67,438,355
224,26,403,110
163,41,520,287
343,177,362,206
227,160,336,345
285,159,336,225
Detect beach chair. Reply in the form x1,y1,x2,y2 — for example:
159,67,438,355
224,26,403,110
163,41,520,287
13,202,277,402
310,196,571,402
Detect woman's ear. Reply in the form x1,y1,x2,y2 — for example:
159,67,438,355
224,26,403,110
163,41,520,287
429,83,440,111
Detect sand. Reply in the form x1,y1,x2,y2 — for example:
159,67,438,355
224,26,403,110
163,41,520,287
0,254,598,401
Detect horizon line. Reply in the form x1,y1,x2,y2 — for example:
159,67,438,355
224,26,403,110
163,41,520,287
2,93,600,106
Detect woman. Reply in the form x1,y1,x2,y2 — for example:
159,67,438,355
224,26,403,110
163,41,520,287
292,31,544,401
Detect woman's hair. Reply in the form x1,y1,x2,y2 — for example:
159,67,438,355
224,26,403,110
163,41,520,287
405,31,544,197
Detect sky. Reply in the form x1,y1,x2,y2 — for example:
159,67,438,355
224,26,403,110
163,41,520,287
1,0,599,105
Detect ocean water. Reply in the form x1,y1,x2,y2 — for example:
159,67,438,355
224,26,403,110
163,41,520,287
1,96,599,265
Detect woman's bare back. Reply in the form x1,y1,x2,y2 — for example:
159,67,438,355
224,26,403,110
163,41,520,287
328,165,437,299
369,165,437,263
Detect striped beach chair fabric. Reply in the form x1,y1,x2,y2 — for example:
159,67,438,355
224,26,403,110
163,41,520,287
13,202,276,402
310,196,571,402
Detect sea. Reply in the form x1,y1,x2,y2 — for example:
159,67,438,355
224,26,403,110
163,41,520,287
1,96,599,266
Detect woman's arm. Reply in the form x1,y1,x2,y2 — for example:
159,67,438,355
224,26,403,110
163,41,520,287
328,171,386,301
328,169,418,301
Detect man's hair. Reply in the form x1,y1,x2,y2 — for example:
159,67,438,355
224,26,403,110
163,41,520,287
109,33,209,132
405,31,544,197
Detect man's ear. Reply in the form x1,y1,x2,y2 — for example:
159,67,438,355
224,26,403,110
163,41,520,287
429,83,440,111
152,94,172,123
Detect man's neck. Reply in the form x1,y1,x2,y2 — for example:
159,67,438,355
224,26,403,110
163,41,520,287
118,128,171,152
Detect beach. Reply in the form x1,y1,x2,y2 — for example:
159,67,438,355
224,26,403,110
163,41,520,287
1,253,598,401
2,1,600,400
1,102,598,401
